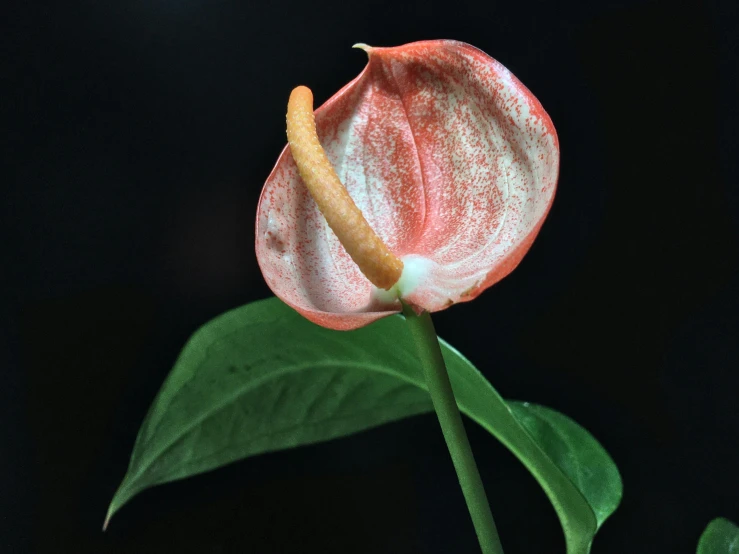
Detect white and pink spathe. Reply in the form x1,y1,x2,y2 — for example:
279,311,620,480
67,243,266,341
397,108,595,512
256,40,559,330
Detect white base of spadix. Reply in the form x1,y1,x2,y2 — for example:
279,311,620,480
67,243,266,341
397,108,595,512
371,255,433,304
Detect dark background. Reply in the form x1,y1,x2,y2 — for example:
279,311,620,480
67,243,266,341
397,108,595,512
3,0,738,552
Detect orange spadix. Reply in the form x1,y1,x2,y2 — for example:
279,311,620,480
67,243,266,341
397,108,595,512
286,86,404,291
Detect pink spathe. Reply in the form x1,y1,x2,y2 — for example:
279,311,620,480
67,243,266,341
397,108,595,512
256,40,559,330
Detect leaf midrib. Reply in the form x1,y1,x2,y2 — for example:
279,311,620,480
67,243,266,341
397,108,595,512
131,359,429,489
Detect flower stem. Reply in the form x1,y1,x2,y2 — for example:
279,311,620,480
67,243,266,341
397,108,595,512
402,303,504,554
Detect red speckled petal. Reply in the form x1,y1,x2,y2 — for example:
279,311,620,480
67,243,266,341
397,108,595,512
256,40,558,330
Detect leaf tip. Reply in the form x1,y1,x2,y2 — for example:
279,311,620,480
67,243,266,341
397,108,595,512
102,512,111,532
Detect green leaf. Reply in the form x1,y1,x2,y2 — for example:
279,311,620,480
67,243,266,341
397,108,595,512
107,297,622,554
697,518,739,553
431,342,621,554
508,402,622,531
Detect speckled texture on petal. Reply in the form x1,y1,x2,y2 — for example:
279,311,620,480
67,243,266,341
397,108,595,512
256,40,559,330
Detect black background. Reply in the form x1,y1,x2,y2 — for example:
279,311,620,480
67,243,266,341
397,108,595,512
3,0,738,552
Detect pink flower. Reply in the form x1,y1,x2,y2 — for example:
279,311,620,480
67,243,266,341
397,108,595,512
256,40,559,330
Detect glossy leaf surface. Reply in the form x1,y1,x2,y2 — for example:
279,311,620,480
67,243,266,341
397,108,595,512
107,298,620,554
697,518,739,553
508,402,622,532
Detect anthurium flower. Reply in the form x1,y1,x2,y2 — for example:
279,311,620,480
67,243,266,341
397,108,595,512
256,40,559,330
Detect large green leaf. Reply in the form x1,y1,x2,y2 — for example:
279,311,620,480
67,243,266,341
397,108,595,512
508,402,622,531
107,297,622,553
697,518,739,553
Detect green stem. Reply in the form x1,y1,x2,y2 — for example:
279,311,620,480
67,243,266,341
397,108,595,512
402,303,504,554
